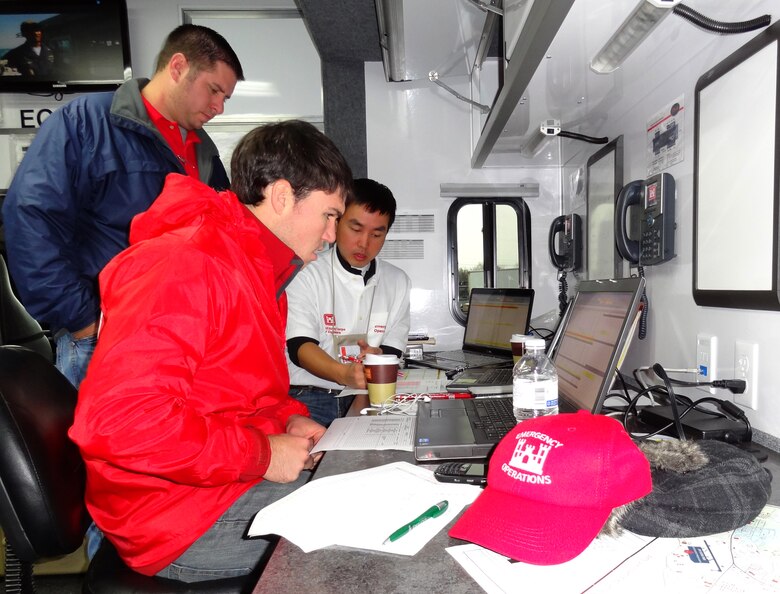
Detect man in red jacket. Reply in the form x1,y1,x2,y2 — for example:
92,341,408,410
69,120,353,583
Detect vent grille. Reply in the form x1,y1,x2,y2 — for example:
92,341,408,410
380,239,425,260
390,213,435,234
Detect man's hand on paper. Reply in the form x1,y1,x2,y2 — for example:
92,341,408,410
264,415,326,482
287,414,326,446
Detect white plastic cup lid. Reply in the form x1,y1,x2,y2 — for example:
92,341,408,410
363,353,400,365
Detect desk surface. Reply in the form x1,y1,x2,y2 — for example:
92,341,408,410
254,396,780,594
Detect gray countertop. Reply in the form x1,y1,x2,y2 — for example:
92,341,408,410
253,415,779,593
253,448,477,594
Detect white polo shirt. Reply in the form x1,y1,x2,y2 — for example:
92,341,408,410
286,246,411,390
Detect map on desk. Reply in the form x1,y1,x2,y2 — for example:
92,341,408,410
447,504,780,593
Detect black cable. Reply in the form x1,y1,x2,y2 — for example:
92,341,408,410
557,271,568,318
667,377,747,394
527,325,555,341
615,369,630,398
623,383,672,439
652,363,687,441
636,267,648,340
558,130,609,145
628,366,753,441
674,5,771,34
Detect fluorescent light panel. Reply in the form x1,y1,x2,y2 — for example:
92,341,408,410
590,0,681,74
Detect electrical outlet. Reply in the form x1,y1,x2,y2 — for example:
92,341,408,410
696,334,717,393
734,340,758,410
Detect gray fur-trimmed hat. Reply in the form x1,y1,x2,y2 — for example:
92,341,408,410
615,439,771,537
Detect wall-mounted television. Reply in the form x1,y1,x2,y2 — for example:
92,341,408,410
0,0,131,94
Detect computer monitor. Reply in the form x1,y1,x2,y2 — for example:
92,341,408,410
548,277,645,413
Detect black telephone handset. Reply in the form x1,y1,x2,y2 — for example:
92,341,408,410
548,213,582,272
615,172,676,265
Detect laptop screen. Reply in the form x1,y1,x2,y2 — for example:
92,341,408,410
549,277,645,413
462,288,534,355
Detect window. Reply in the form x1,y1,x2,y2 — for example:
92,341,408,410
447,198,532,323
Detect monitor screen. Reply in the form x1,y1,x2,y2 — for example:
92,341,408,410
462,288,534,354
550,277,644,412
0,0,131,93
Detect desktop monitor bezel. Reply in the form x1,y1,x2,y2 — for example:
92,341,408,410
548,276,645,414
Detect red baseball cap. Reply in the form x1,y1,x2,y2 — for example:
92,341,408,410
449,411,651,565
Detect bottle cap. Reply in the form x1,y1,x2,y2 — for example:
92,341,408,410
525,338,545,349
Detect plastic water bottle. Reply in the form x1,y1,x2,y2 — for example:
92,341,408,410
512,337,558,422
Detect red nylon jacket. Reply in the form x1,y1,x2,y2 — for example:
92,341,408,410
69,173,308,575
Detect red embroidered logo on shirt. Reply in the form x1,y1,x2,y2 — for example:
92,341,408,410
323,313,336,327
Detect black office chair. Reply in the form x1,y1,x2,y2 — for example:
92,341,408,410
0,346,248,594
0,256,52,361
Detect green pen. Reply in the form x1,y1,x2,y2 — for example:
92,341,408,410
383,500,449,544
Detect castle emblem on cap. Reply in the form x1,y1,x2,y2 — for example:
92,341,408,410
511,438,551,475
503,431,564,483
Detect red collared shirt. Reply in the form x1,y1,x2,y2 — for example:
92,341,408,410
142,96,201,179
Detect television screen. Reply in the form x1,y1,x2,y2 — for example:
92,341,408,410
0,0,131,93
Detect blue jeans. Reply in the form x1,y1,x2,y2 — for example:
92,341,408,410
155,472,311,583
55,331,102,558
55,331,97,389
289,386,354,427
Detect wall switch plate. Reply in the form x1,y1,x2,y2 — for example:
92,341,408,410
696,334,717,394
734,340,758,410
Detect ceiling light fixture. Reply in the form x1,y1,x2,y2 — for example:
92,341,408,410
590,0,681,74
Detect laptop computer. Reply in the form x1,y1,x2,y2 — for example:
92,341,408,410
446,277,645,399
413,277,645,461
409,288,534,372
445,366,514,394
413,396,516,461
549,276,645,414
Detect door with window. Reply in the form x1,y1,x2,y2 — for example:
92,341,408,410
447,198,532,322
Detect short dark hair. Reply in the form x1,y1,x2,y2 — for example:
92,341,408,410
230,120,354,207
348,178,397,229
155,24,244,81
20,21,41,36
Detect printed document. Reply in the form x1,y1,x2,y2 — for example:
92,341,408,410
310,414,415,454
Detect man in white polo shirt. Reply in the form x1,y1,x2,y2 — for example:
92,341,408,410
285,178,411,426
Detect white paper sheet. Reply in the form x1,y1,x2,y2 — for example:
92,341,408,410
310,414,415,454
249,462,482,555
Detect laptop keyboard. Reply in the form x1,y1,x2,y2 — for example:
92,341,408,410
472,397,516,440
474,368,513,385
427,350,506,367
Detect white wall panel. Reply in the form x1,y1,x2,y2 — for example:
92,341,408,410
364,62,561,350
552,0,780,442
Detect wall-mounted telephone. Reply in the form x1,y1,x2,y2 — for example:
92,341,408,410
548,213,583,272
615,172,676,266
